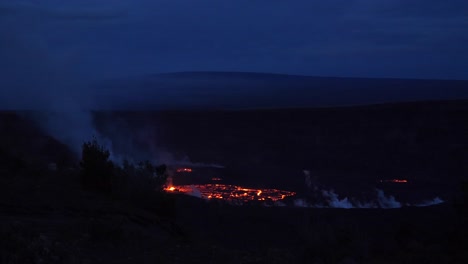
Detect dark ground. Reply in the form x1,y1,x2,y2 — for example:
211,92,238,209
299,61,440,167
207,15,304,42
1,100,468,263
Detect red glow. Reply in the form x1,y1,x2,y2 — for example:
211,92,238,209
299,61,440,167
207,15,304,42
211,177,222,181
176,168,192,173
380,179,408,183
165,184,296,202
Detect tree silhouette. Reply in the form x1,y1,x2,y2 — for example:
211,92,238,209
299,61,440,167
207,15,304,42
79,139,114,193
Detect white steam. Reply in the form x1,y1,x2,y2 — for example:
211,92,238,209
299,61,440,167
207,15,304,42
296,171,444,209
296,188,400,209
294,188,444,209
321,189,355,209
0,2,175,164
376,189,401,208
188,185,202,198
413,197,445,207
0,1,116,156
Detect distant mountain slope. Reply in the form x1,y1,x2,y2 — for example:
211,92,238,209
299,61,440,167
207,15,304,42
0,112,74,169
95,71,468,110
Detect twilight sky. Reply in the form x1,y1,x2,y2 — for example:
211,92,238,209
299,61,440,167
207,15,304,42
1,0,467,82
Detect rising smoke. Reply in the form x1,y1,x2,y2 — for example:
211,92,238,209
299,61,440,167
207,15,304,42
0,2,175,164
293,189,444,209
412,197,445,207
0,2,112,155
299,171,444,209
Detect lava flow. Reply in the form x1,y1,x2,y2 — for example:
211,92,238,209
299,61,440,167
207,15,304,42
380,179,408,183
165,184,296,203
176,168,193,173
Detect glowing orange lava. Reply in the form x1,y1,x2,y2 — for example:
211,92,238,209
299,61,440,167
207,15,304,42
165,184,296,202
176,168,193,173
380,179,408,183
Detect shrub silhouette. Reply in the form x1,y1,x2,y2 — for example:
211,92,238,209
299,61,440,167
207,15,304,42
79,139,173,217
79,139,114,193
114,160,168,204
113,160,174,219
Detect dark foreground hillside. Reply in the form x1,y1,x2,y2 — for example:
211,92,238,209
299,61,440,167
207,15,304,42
1,178,467,263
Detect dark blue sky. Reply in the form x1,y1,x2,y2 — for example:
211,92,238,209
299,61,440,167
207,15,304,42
1,0,467,81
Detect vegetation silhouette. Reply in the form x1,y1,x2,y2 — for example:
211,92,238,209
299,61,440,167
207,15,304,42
78,139,175,218
79,139,114,194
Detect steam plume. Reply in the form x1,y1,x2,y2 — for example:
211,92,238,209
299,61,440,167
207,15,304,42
297,171,444,209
